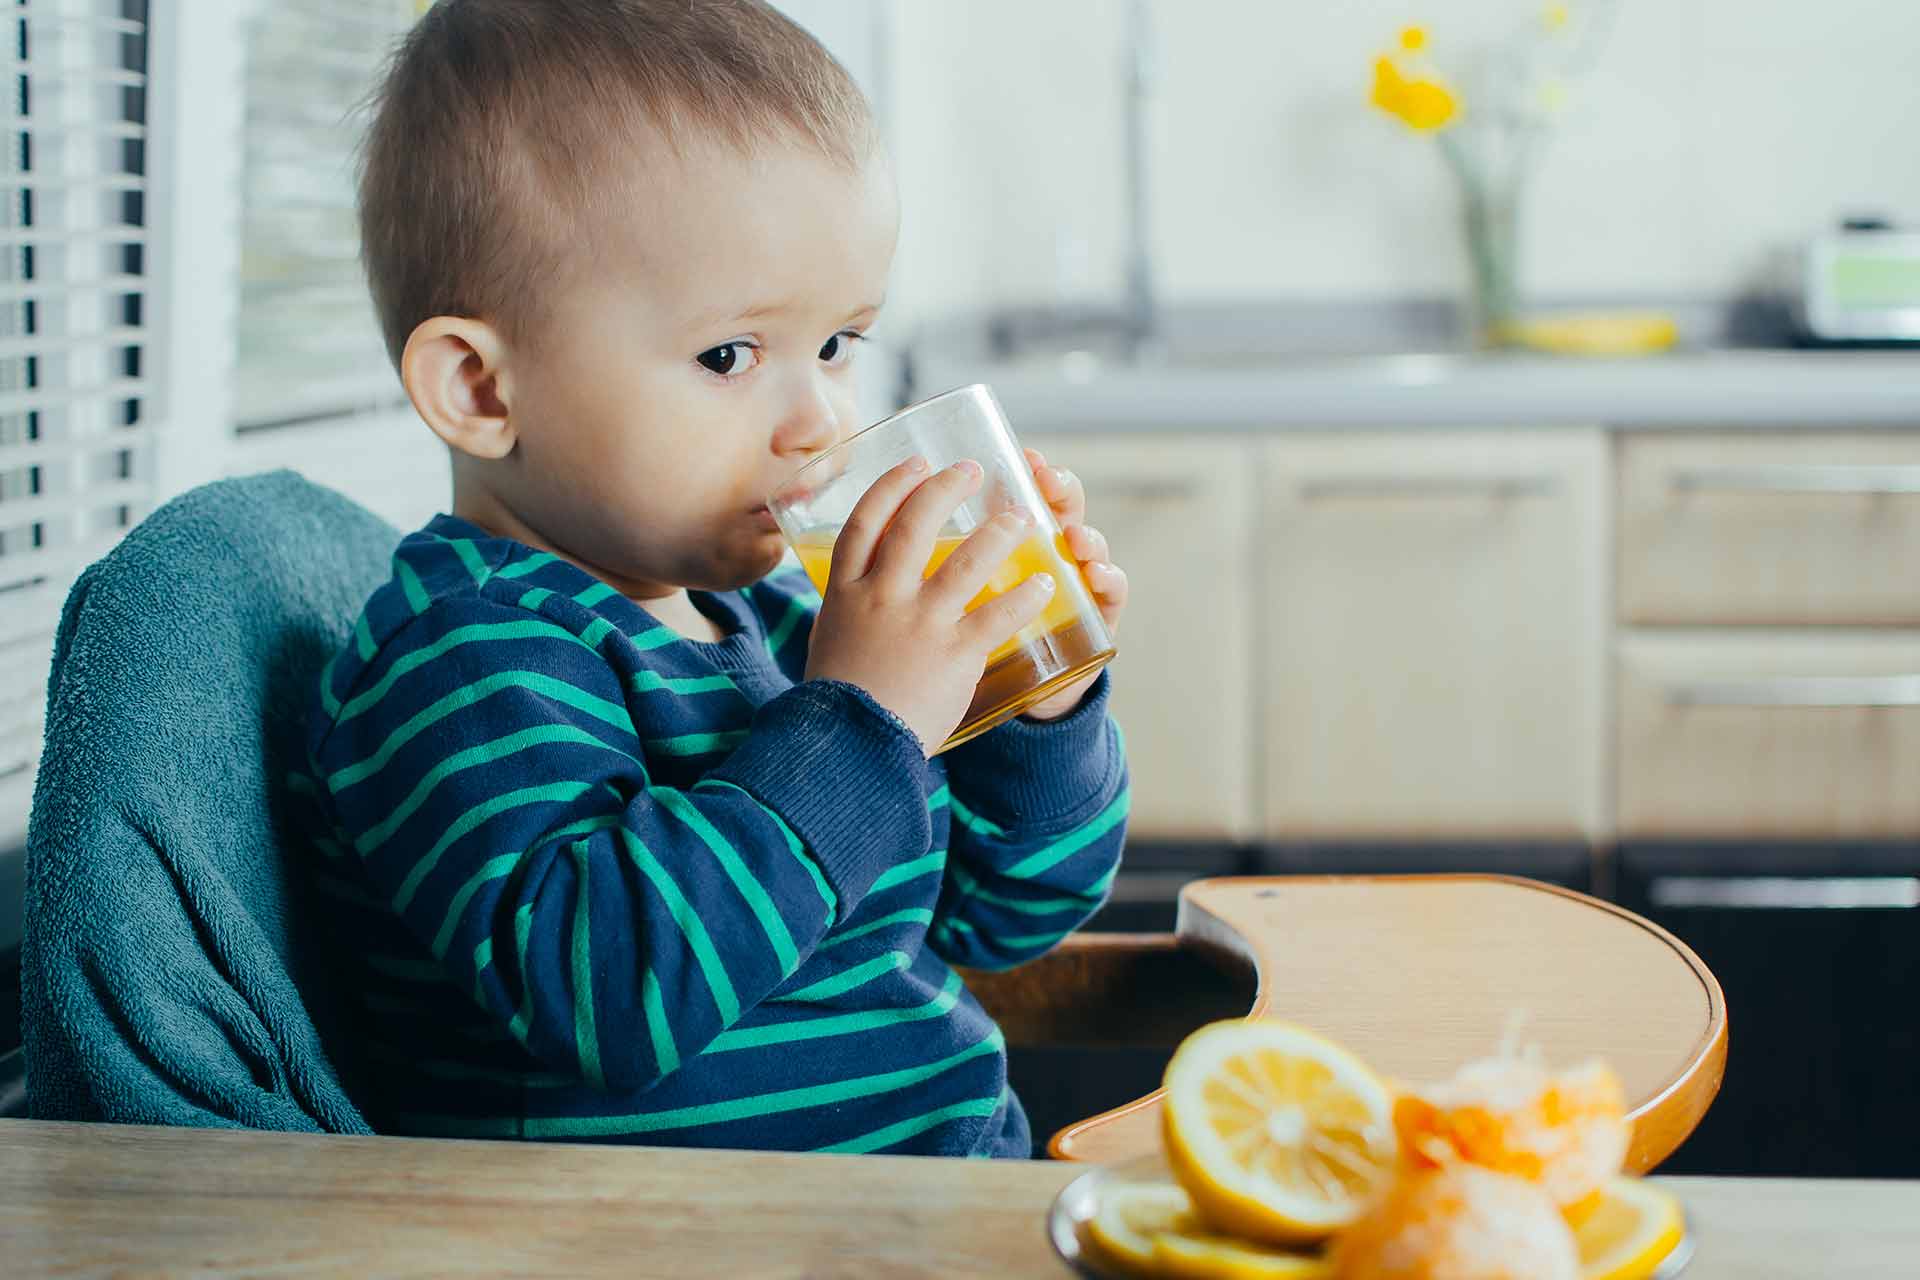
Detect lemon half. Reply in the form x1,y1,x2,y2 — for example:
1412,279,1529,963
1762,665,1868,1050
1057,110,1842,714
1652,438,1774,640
1162,1020,1399,1246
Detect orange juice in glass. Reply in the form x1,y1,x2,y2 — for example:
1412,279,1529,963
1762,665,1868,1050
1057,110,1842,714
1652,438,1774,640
769,384,1115,751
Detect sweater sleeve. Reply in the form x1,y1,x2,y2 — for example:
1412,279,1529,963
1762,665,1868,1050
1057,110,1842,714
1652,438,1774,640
926,672,1130,972
310,597,928,1093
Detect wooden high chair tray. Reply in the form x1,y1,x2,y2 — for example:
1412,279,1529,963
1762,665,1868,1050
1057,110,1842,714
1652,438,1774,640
1038,875,1727,1170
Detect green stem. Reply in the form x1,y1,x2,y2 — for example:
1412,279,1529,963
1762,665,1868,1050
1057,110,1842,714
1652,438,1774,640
1439,132,1522,348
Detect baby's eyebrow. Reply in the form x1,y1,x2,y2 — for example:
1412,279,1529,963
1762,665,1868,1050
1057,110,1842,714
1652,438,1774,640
691,297,884,334
691,299,789,332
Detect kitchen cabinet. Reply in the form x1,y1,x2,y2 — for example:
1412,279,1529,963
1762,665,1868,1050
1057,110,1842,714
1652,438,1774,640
1618,434,1920,626
1616,431,1920,839
1036,421,1920,850
1025,434,1259,841
1258,431,1608,839
1616,633,1920,839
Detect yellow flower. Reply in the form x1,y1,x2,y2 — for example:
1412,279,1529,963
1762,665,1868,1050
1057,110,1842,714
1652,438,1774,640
1544,3,1571,30
1399,78,1459,131
1371,55,1459,132
1400,25,1428,52
1370,55,1407,114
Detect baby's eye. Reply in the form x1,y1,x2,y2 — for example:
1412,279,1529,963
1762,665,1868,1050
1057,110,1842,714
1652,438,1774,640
818,330,865,366
696,341,759,378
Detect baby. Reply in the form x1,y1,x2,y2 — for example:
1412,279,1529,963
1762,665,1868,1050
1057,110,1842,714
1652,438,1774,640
300,0,1130,1157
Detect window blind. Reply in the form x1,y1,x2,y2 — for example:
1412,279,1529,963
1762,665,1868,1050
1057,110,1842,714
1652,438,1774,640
234,0,411,429
0,0,147,850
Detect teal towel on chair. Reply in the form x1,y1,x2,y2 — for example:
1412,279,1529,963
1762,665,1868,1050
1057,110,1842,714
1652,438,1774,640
22,471,397,1132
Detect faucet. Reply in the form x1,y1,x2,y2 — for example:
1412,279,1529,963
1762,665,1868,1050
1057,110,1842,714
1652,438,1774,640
983,0,1159,364
1121,0,1157,360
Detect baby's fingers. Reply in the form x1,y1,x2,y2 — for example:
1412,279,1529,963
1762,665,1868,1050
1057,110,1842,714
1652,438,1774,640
831,456,930,582
926,508,1031,609
1064,523,1110,567
868,460,980,590
1026,447,1086,526
1084,561,1127,634
958,571,1055,655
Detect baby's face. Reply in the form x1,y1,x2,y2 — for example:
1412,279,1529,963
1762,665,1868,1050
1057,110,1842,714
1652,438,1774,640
500,133,898,596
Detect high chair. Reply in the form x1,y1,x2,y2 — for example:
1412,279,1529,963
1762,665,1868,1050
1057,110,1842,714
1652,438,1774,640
963,874,1726,1167
21,471,391,1130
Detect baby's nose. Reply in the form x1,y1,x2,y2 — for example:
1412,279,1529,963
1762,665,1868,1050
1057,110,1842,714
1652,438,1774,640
775,383,841,457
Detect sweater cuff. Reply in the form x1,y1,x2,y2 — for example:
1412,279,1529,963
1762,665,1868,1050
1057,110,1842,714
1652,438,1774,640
942,669,1120,832
714,680,930,910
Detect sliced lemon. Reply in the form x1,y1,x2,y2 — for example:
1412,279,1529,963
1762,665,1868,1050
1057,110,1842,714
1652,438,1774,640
1574,1179,1685,1280
1087,1182,1194,1275
1162,1020,1399,1246
1152,1215,1332,1279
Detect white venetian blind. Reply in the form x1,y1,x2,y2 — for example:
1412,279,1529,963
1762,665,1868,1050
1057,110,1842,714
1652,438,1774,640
234,0,412,429
0,0,148,848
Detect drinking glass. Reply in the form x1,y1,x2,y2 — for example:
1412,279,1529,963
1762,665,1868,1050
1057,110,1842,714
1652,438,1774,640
767,384,1116,751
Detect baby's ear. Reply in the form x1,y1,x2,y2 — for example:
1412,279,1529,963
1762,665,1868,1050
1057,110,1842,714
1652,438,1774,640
402,316,515,460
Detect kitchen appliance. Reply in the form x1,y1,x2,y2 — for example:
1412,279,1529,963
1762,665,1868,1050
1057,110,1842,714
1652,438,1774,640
1616,841,1920,1177
1799,218,1920,344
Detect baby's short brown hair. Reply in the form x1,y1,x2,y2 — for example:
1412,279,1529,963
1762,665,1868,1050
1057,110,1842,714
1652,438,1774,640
358,0,875,368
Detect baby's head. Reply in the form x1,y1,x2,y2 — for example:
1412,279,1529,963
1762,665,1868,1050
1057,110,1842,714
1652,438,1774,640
360,0,897,595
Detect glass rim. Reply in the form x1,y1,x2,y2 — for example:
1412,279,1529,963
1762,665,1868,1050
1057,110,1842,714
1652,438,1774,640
768,382,995,508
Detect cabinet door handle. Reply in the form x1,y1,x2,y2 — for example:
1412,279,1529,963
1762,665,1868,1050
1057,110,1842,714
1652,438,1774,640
1649,876,1920,910
1088,478,1201,504
1668,464,1920,495
1297,474,1560,500
1662,675,1920,708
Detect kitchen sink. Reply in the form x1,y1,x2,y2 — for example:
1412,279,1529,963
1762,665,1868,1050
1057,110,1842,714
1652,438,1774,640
907,304,1920,431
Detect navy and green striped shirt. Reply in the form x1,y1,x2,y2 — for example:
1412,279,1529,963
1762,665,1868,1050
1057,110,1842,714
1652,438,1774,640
298,514,1129,1156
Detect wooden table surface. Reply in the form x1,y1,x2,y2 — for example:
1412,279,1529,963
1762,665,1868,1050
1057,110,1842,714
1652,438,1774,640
3,1120,1915,1277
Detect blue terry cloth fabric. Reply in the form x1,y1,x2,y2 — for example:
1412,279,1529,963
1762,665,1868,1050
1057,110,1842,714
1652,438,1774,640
22,470,393,1131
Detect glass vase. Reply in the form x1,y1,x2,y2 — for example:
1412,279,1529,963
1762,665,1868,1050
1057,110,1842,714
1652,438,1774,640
1441,133,1526,349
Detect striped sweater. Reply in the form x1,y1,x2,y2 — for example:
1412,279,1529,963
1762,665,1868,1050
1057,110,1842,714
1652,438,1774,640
297,513,1129,1156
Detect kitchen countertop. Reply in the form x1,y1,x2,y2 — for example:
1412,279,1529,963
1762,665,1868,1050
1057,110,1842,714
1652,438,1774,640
3,1119,1915,1277
910,346,1920,432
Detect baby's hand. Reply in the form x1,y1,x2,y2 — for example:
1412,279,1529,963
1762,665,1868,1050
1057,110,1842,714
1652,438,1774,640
1019,447,1128,723
805,457,1056,756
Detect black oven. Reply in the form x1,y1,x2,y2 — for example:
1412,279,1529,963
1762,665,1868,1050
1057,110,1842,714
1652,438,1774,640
1616,841,1920,1177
